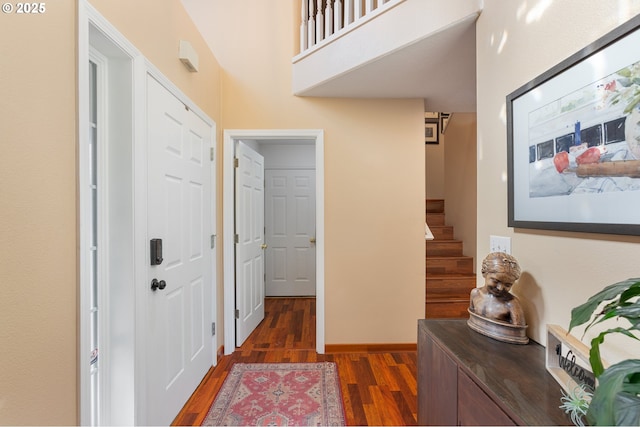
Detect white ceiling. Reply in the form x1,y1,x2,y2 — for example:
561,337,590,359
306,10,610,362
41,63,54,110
295,14,478,112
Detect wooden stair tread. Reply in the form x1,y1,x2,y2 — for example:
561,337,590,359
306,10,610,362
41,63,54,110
426,199,445,213
425,213,445,226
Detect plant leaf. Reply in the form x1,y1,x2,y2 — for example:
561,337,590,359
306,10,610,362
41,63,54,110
590,333,605,378
612,392,640,426
622,381,640,395
589,328,638,377
613,305,640,322
620,282,640,304
586,359,640,426
569,279,640,333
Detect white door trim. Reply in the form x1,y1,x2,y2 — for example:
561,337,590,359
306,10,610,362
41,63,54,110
223,130,325,355
79,4,141,424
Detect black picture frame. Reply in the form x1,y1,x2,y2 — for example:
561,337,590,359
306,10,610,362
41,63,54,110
440,113,451,134
425,113,439,144
506,13,640,236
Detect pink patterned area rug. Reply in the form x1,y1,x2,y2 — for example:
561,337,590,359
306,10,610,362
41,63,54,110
202,362,346,426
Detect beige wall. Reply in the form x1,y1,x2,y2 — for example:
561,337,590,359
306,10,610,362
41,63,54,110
477,0,640,362
0,1,77,424
444,113,478,270
206,0,425,344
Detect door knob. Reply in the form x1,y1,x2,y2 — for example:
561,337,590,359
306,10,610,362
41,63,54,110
261,244,268,249
151,278,167,291
310,237,316,243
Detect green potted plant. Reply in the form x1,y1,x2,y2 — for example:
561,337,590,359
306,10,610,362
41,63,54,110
569,277,640,425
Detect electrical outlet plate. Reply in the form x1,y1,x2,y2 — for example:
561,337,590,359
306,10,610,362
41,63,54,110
489,235,511,254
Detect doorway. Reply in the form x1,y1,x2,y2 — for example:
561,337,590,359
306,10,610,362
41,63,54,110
223,130,325,355
264,150,316,297
80,5,218,425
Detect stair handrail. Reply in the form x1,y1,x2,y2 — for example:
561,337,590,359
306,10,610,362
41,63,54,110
425,222,434,240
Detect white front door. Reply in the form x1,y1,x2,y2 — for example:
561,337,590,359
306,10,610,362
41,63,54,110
235,142,266,346
146,75,213,425
265,169,316,296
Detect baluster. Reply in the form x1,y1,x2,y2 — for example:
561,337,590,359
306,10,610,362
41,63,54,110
300,0,308,52
344,0,353,26
315,0,324,43
308,0,316,47
334,0,343,31
325,0,333,37
365,0,374,14
354,0,362,20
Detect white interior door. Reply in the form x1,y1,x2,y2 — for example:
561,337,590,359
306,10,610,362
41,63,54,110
235,142,265,346
265,169,316,296
146,75,213,425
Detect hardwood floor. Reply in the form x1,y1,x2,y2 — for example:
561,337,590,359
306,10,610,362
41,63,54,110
172,297,418,426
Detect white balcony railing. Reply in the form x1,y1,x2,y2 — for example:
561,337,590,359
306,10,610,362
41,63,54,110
299,0,399,54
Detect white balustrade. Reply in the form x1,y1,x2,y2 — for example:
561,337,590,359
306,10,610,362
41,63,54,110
344,0,353,26
308,12,315,47
315,0,324,44
300,0,308,51
324,0,333,38
334,0,343,32
354,0,362,19
365,0,374,14
299,0,397,54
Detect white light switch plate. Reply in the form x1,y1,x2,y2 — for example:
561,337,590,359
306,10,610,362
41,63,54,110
489,235,511,254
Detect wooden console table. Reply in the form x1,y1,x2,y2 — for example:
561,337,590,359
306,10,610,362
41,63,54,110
418,319,571,425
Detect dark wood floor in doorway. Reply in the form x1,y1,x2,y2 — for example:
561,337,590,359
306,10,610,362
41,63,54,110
172,297,418,426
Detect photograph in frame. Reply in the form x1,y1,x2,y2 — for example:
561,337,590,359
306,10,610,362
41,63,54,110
506,14,640,235
425,121,439,144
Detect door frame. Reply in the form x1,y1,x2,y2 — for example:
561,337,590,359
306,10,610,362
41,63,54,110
79,3,218,425
223,130,325,355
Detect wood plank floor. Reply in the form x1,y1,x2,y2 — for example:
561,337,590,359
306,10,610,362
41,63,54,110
172,297,417,426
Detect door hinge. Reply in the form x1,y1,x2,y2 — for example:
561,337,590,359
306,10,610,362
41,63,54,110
234,234,239,244
211,322,216,336
210,147,214,161
210,234,216,249
235,309,240,319
234,157,239,168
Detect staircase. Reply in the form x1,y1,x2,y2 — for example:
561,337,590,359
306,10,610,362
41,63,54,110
425,199,475,318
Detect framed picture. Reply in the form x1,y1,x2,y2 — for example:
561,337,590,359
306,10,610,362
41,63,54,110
507,14,640,235
425,121,439,144
440,113,452,134
425,113,439,144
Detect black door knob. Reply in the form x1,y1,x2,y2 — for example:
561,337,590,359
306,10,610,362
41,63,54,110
151,278,167,291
